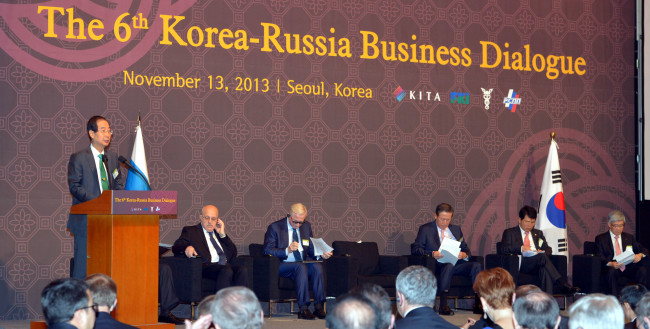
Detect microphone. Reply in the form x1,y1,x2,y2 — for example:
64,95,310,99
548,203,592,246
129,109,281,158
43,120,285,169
102,153,113,190
119,155,152,190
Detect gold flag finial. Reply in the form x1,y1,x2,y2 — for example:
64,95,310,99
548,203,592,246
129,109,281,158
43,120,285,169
550,131,555,140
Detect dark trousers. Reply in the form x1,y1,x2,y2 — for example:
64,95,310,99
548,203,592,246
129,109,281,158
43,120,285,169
159,263,179,313
436,260,481,307
202,263,249,292
68,214,87,279
604,260,647,295
519,253,562,294
279,262,325,308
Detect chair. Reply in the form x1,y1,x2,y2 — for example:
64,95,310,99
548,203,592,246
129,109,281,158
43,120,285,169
160,254,253,319
485,242,568,294
327,241,408,298
407,244,484,309
248,243,326,317
571,241,602,293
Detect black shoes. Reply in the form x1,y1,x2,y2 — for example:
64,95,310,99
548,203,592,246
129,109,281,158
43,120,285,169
559,282,580,294
313,308,326,319
297,308,316,320
158,311,186,324
438,305,455,316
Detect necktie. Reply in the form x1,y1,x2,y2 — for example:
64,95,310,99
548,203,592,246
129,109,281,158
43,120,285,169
615,235,625,271
523,231,530,250
440,230,444,244
98,154,109,191
292,228,302,261
209,231,227,265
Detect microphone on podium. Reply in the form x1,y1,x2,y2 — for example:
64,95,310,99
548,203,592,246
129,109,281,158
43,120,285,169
119,155,152,190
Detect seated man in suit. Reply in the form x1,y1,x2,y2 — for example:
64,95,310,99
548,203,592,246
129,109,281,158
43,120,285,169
263,203,332,320
172,205,249,293
84,273,137,329
412,203,482,316
394,265,457,329
595,210,649,295
501,205,577,294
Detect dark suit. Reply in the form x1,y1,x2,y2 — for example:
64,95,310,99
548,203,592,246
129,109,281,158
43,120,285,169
395,306,458,329
67,146,123,278
412,222,481,297
172,224,248,291
94,311,138,329
501,226,561,293
595,231,649,294
263,217,325,308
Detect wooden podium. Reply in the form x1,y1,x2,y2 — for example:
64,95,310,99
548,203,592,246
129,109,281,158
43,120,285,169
70,190,177,329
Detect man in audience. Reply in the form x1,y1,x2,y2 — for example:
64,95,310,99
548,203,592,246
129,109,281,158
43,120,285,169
172,205,249,292
636,292,650,329
412,203,482,315
595,210,649,295
210,286,263,329
568,293,624,329
394,265,457,329
198,294,216,317
351,283,394,329
501,205,578,294
84,273,136,329
620,284,648,329
513,291,561,329
263,203,332,319
326,293,377,329
41,278,97,329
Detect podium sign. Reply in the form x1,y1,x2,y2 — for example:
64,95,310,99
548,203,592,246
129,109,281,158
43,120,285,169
71,191,176,329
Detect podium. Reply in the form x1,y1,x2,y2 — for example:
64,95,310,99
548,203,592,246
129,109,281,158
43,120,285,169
71,190,177,329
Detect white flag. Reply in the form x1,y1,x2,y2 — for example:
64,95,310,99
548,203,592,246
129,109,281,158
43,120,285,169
536,138,568,257
124,122,150,190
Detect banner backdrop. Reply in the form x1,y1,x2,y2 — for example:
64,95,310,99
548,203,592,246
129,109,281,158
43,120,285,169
0,0,637,318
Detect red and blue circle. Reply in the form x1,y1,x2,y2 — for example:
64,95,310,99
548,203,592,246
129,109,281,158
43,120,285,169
546,192,566,228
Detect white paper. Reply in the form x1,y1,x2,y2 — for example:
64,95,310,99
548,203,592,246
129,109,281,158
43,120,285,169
437,238,461,265
614,248,635,265
310,237,333,256
522,249,545,257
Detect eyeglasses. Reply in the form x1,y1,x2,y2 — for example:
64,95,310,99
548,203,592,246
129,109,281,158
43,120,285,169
201,215,218,221
291,220,304,225
96,128,113,135
78,303,99,316
611,224,625,228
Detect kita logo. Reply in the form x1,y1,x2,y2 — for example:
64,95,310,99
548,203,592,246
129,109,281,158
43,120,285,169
393,86,407,102
450,92,469,104
504,89,522,112
481,88,493,110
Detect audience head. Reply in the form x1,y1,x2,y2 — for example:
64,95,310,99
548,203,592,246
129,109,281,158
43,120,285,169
198,294,216,317
41,278,96,329
210,286,262,329
473,267,516,315
568,293,623,329
608,210,626,236
635,292,650,329
326,293,377,329
351,283,394,329
518,206,538,232
395,265,437,316
513,291,560,329
620,284,648,321
84,273,117,311
515,284,543,298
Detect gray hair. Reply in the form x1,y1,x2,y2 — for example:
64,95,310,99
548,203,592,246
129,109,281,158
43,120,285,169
210,287,262,329
513,291,559,329
608,210,626,224
352,283,392,329
396,265,437,306
326,293,377,329
636,292,650,320
568,294,624,329
84,273,117,308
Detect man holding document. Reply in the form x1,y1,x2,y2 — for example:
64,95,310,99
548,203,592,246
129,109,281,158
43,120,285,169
594,210,648,294
501,205,578,295
263,203,332,320
412,203,481,316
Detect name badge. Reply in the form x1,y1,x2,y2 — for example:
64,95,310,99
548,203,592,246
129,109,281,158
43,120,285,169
538,239,543,247
112,169,119,179
302,239,310,246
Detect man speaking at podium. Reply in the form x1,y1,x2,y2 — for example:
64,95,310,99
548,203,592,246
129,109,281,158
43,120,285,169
67,115,124,279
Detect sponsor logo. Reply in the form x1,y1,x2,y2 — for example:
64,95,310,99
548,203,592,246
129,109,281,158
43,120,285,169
450,92,469,104
481,88,493,110
393,86,406,101
504,89,521,112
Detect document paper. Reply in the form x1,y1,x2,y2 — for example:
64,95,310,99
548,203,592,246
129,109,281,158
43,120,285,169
311,238,334,256
437,238,461,265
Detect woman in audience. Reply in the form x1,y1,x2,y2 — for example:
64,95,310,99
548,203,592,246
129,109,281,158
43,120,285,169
463,267,516,329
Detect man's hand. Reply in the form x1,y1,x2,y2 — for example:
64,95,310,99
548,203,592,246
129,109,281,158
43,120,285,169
185,314,212,329
288,241,300,252
185,246,198,258
215,218,226,236
321,251,333,259
608,261,624,269
633,253,644,263
458,251,467,259
432,251,443,259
